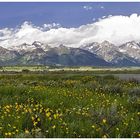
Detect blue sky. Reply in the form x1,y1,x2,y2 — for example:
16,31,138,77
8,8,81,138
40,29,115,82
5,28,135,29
0,2,140,28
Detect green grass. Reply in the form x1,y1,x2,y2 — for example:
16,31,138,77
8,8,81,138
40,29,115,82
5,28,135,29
0,71,139,138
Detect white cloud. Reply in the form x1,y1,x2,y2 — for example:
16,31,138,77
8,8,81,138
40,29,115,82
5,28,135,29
83,5,92,10
0,28,14,41
108,15,113,18
43,23,61,30
102,16,106,19
1,13,140,48
83,5,104,11
100,6,104,9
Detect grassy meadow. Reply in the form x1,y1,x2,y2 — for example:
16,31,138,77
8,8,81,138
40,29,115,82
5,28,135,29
0,67,140,138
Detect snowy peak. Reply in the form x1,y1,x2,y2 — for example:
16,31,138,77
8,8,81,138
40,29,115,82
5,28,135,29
8,41,50,54
119,41,140,61
81,40,118,62
120,41,140,49
32,41,43,47
0,40,140,66
80,40,140,65
10,43,36,54
100,40,114,47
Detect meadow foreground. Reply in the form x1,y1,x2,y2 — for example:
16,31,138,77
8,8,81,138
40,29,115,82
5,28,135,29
0,71,140,138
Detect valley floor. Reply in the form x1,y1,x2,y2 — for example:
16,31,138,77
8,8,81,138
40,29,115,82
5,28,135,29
0,70,140,138
0,66,140,73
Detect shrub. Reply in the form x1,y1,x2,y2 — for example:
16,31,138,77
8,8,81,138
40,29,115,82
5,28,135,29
102,84,123,95
22,69,30,73
128,87,140,97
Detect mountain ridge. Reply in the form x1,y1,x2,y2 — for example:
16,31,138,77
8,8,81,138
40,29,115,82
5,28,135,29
0,40,140,66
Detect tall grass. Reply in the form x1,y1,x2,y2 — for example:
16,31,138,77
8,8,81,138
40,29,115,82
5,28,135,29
0,72,139,138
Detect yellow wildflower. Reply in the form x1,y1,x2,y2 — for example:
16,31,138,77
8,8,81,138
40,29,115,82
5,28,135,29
91,125,95,128
54,114,59,119
37,118,40,122
33,121,38,126
116,128,119,131
102,119,107,124
46,112,51,117
102,135,107,138
31,116,35,120
8,132,12,136
52,125,56,129
25,129,29,134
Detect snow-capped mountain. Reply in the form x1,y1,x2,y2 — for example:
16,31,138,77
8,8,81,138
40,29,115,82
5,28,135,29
119,41,140,62
81,40,140,66
0,42,109,66
8,41,51,55
9,43,36,55
81,41,119,62
0,40,140,66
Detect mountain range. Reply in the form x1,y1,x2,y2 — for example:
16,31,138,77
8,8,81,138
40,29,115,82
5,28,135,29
0,40,140,66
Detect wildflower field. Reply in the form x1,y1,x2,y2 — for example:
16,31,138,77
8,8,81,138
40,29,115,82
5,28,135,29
0,71,140,138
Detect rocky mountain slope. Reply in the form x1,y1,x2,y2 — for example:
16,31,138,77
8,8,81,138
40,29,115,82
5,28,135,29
0,40,140,66
80,41,140,66
0,43,109,66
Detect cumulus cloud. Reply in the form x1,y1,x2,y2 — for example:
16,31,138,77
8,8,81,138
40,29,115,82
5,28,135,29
0,13,140,48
